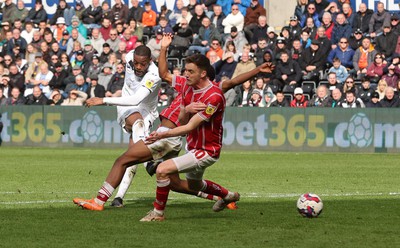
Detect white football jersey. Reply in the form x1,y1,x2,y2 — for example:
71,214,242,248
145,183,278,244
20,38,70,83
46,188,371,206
115,50,161,130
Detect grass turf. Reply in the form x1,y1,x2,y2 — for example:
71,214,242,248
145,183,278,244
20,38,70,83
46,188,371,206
1,147,400,247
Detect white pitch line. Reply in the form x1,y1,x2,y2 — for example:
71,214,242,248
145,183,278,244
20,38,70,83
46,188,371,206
1,192,400,205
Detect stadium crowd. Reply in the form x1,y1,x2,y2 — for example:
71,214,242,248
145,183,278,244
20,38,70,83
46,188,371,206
0,0,399,108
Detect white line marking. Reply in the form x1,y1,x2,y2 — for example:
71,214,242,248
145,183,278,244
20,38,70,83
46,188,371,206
1,192,400,205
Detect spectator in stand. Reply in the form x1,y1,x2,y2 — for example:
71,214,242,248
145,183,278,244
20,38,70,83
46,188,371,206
105,29,120,53
105,63,125,97
5,87,24,105
127,0,144,26
224,26,248,55
1,75,11,97
87,74,105,98
303,17,317,39
294,0,308,21
210,4,225,36
47,89,64,105
9,63,25,94
59,30,70,52
121,28,137,53
391,14,400,35
86,54,102,80
299,29,311,49
188,4,207,35
99,43,112,64
366,91,381,107
331,13,352,48
232,51,256,78
66,28,86,55
98,62,113,90
327,37,354,71
49,0,76,27
288,15,302,40
170,18,192,57
299,39,325,81
250,16,268,51
206,39,223,60
353,3,373,35
99,18,112,41
341,90,365,108
254,38,270,66
326,72,343,93
270,91,290,107
146,29,163,61
273,51,302,89
188,17,221,55
290,39,303,61
21,21,35,44
223,40,239,61
352,37,376,80
12,1,29,24
142,2,157,36
247,89,263,107
357,76,375,104
348,28,363,51
265,26,277,49
383,54,400,83
243,0,266,41
331,88,344,107
378,86,400,107
25,0,47,27
300,3,321,28
73,0,86,20
127,19,143,41
320,12,334,40
25,52,47,87
51,18,67,42
307,85,332,107
234,80,253,107
327,57,348,84
342,76,358,95
49,62,68,91
110,0,129,25
342,3,355,27
375,79,388,100
369,2,391,38
25,85,48,105
60,52,72,73
28,63,53,97
366,53,386,85
214,51,237,82
89,28,104,55
375,25,397,62
67,16,88,39
263,90,277,107
222,4,244,37
290,87,308,107
8,29,27,58
81,0,102,30
381,65,399,88
0,0,17,23
61,89,88,106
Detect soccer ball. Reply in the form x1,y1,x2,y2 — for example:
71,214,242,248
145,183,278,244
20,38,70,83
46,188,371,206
81,110,103,143
347,113,373,148
297,193,323,218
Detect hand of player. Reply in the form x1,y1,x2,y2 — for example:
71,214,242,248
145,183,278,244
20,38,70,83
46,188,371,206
145,131,163,144
161,33,173,48
185,102,207,114
86,97,104,107
258,62,273,73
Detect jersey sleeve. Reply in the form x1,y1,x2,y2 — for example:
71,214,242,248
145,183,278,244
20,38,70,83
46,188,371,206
141,71,161,93
198,93,224,122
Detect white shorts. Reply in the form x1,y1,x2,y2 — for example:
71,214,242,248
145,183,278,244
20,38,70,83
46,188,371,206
147,126,182,160
172,149,218,180
117,106,157,134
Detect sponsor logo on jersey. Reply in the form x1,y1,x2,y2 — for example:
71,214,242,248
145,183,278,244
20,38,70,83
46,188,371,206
205,104,217,115
145,80,154,89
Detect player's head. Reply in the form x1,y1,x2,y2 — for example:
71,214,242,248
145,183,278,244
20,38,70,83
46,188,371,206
184,54,210,85
131,45,151,77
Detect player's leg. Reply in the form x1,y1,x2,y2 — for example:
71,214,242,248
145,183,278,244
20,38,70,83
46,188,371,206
111,116,146,207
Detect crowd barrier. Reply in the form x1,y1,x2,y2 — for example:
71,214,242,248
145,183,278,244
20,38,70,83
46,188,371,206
1,106,399,153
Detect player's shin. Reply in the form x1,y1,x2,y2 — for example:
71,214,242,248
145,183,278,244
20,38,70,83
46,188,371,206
114,165,137,199
153,178,171,215
200,180,229,198
197,191,220,201
95,181,115,205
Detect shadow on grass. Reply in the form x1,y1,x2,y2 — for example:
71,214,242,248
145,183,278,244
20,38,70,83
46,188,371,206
1,198,400,248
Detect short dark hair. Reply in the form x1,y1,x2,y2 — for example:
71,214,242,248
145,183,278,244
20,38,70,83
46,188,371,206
185,54,211,72
134,45,152,58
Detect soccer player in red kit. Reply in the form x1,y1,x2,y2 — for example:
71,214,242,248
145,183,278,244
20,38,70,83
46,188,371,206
140,54,240,222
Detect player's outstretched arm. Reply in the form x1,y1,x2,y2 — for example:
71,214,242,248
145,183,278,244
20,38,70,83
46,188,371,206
221,62,271,93
159,34,173,85
145,114,204,144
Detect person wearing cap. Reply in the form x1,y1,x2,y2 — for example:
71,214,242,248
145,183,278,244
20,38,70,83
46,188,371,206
0,0,17,23
50,17,67,42
146,28,164,60
67,15,88,39
348,28,364,50
369,2,391,38
390,14,400,34
97,62,113,89
87,73,105,98
299,39,326,81
25,0,47,26
81,0,102,29
288,15,302,40
86,54,102,79
25,52,47,85
375,24,397,61
290,87,308,107
365,91,381,108
188,17,221,55
247,88,263,107
222,4,244,35
223,25,248,54
59,30,70,52
62,64,83,93
99,43,113,64
353,3,373,35
49,62,68,91
273,37,290,62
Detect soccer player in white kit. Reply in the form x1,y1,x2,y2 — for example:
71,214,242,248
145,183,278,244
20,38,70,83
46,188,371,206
73,45,161,211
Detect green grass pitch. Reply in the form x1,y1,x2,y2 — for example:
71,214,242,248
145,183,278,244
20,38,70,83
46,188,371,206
1,147,400,247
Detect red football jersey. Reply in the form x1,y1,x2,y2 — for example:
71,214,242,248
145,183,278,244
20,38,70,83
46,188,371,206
177,78,226,158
